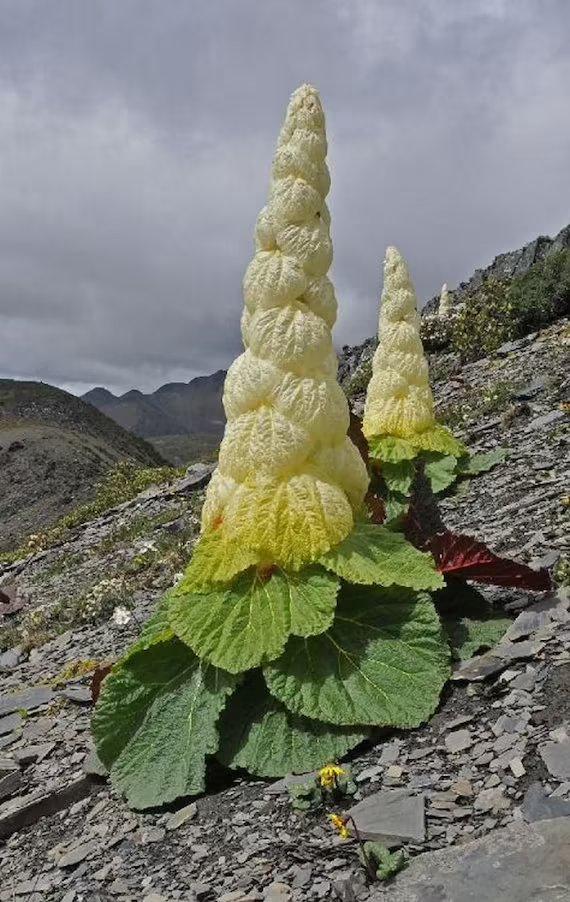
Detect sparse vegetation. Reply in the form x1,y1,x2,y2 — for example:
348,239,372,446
0,461,184,565
450,249,570,361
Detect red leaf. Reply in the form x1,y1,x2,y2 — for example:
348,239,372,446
425,530,552,591
91,664,113,704
365,491,386,525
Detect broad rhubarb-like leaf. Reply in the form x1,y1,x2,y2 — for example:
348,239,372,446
264,585,450,727
178,529,260,589
217,672,368,777
169,566,340,674
368,435,417,463
92,638,236,809
457,448,507,476
380,460,416,494
426,531,552,590
320,521,444,591
423,454,458,494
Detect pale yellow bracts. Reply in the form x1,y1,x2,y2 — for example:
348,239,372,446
202,85,368,569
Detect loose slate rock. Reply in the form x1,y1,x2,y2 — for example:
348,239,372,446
165,801,198,830
445,730,472,754
452,640,542,681
0,713,22,736
0,770,21,801
522,782,570,823
347,789,425,846
61,686,92,705
539,738,570,781
0,686,53,716
368,817,570,901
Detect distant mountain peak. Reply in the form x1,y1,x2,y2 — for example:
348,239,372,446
82,369,226,442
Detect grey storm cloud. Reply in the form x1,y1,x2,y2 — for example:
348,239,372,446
0,0,569,394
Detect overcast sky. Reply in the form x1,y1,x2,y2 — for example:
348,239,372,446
1,1,569,396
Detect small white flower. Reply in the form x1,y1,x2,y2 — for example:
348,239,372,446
112,605,132,626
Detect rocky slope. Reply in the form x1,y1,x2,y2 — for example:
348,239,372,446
0,381,165,552
0,319,567,901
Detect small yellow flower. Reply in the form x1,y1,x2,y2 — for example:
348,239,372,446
319,763,345,790
328,814,350,839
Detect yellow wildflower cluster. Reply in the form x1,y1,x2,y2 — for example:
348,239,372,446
328,813,350,839
319,763,345,789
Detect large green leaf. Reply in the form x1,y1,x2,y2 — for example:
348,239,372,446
92,638,236,809
458,448,507,477
320,522,444,591
423,454,458,494
176,529,259,590
217,672,368,777
410,425,467,458
368,435,417,462
264,585,450,727
381,460,416,495
169,566,340,674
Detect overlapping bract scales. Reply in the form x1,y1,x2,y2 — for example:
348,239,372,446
202,84,368,568
363,247,436,440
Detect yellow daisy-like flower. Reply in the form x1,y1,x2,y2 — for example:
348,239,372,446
328,813,350,839
319,763,345,789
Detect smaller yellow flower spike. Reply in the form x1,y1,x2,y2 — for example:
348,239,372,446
319,763,345,789
328,813,350,839
363,248,465,458
438,282,452,317
363,247,435,440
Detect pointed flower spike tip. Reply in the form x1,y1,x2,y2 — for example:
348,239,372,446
438,282,452,317
363,246,436,440
201,85,368,570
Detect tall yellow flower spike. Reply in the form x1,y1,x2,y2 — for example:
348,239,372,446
202,85,368,569
363,247,465,456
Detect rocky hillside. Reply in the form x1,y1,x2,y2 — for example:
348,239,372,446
0,318,567,900
0,381,165,552
423,221,570,314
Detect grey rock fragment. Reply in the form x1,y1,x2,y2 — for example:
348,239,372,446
0,770,21,800
522,782,570,822
165,801,198,830
452,640,542,681
57,840,98,868
0,686,54,716
367,817,570,901
540,737,570,781
0,713,22,736
445,730,472,754
347,789,425,846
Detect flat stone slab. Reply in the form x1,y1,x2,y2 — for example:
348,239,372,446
522,783,570,823
0,687,54,717
540,738,570,781
368,817,570,901
346,789,425,846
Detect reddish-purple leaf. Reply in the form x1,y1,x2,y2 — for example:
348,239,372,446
425,530,552,591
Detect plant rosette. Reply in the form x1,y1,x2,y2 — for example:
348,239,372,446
91,518,449,809
91,87,450,810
